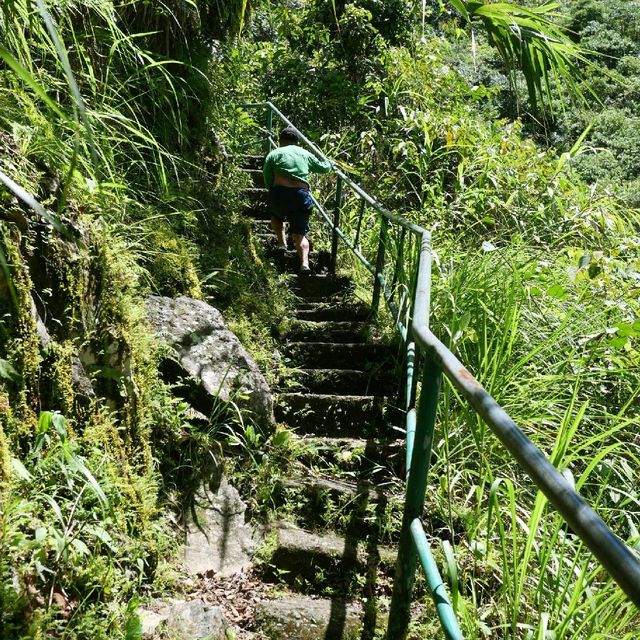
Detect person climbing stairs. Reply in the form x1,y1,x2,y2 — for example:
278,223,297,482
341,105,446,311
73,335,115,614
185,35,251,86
262,126,332,274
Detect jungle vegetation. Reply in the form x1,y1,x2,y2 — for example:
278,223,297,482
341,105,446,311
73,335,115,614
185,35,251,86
0,0,638,638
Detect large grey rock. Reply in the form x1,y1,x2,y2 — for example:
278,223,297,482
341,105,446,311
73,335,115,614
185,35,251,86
138,598,227,639
184,477,259,576
146,295,273,425
254,595,363,640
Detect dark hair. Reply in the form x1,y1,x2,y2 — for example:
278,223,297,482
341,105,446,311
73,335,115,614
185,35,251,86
279,126,300,145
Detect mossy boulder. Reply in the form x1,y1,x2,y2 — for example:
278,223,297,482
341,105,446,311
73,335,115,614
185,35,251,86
146,295,273,426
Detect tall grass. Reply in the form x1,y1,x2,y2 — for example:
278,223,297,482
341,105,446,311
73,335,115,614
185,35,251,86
0,0,194,195
427,245,640,637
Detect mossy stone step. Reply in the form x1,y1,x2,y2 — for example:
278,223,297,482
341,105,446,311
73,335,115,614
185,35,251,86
282,474,390,502
243,202,271,220
247,168,264,187
251,217,272,227
247,186,268,203
251,219,273,237
292,303,370,322
282,320,368,343
293,436,406,479
281,368,394,396
283,341,395,370
253,595,364,640
286,274,351,299
266,248,331,274
255,233,276,244
274,393,390,436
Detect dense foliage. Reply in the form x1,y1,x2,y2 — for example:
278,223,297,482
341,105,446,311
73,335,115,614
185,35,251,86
0,1,278,637
553,0,640,208
1,0,638,638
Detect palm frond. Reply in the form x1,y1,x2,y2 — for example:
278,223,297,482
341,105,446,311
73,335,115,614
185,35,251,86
458,1,595,112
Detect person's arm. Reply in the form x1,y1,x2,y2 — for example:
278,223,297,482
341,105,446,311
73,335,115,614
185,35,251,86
308,153,332,175
263,154,274,188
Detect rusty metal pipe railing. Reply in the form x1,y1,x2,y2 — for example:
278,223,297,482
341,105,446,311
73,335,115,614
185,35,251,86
410,231,640,609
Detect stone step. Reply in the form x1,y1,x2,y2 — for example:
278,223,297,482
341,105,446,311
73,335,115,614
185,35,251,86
251,218,272,231
246,211,332,269
247,168,263,187
266,248,313,273
267,249,331,275
247,187,268,203
262,521,396,588
255,233,275,243
282,368,394,395
274,393,389,436
283,341,395,370
138,598,228,640
282,320,368,343
253,595,363,640
282,474,389,502
267,522,365,580
292,302,370,322
294,436,406,479
270,472,403,544
243,203,271,220
308,249,331,273
286,274,351,299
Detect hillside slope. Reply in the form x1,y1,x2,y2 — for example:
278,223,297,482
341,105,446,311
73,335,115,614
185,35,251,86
1,1,639,638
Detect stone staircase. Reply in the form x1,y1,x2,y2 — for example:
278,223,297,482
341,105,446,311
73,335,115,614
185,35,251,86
241,156,406,639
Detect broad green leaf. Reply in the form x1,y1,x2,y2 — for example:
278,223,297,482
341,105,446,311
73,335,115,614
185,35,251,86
71,538,91,556
38,411,53,435
125,608,142,640
11,458,32,482
44,495,65,525
450,0,471,21
272,430,291,448
546,283,567,299
86,524,117,552
0,359,18,381
52,413,68,442
76,460,110,509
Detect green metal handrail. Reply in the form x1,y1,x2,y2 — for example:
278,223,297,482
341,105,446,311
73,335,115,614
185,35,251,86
238,102,640,639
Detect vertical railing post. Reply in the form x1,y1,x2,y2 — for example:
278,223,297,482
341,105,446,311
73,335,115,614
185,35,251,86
354,199,366,249
263,106,273,156
391,226,406,292
404,338,417,475
371,216,389,316
330,176,343,274
387,357,442,640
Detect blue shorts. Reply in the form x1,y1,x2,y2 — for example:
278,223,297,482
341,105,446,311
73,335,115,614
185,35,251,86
268,185,313,236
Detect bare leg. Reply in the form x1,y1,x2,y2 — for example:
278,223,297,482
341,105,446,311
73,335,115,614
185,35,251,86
293,233,310,269
270,216,287,248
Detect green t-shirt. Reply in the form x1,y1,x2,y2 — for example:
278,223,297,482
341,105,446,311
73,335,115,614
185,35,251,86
263,145,332,188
